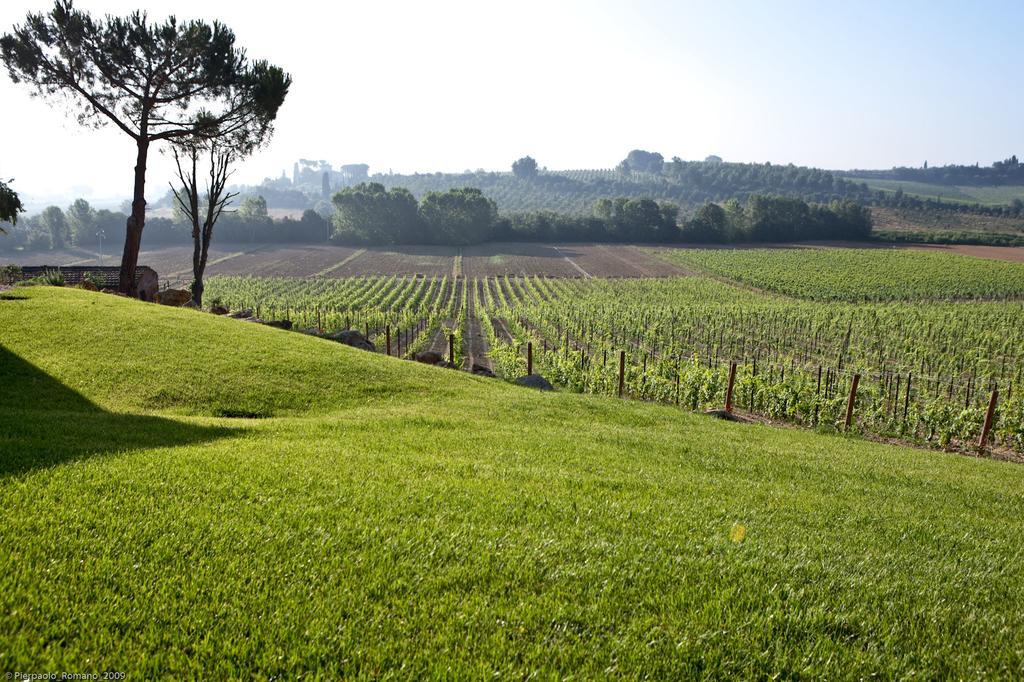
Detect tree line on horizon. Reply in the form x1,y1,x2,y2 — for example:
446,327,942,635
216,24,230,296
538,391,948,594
0,197,330,253
840,156,1024,187
328,182,872,246
0,186,872,252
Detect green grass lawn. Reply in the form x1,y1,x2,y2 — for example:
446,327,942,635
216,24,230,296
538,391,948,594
2,287,1023,677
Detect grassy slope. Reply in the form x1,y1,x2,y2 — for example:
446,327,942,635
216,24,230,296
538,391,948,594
1,288,1023,678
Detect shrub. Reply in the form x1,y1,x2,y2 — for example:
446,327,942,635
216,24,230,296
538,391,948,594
1,264,22,284
81,271,105,289
17,268,65,287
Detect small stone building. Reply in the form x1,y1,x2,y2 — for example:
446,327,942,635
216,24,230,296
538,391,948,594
16,266,160,301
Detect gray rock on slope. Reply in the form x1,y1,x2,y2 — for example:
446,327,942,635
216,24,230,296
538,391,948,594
325,329,376,352
414,350,445,365
514,374,553,391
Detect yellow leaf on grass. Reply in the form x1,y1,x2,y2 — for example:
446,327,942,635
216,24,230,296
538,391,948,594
730,522,747,544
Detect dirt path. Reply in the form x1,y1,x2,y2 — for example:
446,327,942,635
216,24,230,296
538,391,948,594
492,317,516,345
462,280,493,371
425,325,452,359
424,278,464,362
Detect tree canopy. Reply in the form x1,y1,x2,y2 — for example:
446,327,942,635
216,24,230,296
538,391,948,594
332,183,420,244
238,195,269,221
39,206,69,250
0,180,24,233
622,149,665,174
1,0,290,292
845,154,1024,186
420,188,498,245
65,198,96,245
512,156,539,180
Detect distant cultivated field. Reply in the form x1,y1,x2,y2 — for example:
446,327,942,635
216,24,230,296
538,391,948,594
656,247,1024,301
111,243,701,280
552,244,691,278
871,206,1024,238
849,177,1024,206
462,243,575,277
331,245,456,277
205,245,364,278
202,247,1024,456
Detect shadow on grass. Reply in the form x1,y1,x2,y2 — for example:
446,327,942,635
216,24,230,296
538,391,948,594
0,346,236,478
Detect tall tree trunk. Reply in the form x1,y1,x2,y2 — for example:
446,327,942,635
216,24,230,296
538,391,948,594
193,225,214,305
191,276,205,308
119,138,149,295
191,224,203,307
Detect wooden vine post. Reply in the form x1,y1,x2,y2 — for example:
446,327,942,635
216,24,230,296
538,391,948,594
448,333,455,365
618,350,625,398
386,325,391,356
979,386,999,450
527,341,533,375
903,373,912,421
844,374,861,430
725,362,738,413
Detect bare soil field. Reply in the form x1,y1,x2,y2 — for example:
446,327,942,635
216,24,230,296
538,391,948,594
564,244,692,277
0,244,245,281
140,245,260,282
11,240,1022,283
329,245,456,277
909,244,1024,263
0,247,101,266
204,245,363,278
462,243,580,277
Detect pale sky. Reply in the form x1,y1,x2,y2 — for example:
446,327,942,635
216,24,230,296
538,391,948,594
2,0,1022,208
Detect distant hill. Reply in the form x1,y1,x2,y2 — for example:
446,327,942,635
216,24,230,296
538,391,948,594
368,161,873,215
225,154,1024,227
